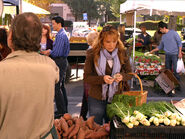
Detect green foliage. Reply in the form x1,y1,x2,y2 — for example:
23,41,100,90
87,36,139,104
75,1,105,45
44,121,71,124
136,20,184,31
106,21,120,28
107,102,133,119
63,0,100,23
112,94,136,107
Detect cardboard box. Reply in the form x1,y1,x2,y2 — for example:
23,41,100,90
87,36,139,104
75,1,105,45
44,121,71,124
155,72,175,94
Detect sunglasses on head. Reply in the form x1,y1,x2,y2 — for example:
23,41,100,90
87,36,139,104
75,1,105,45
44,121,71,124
102,25,117,32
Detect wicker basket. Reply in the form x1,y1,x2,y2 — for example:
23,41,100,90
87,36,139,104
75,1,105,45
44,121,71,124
122,73,148,106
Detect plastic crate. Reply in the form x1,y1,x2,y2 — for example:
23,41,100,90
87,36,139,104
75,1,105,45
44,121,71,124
110,116,185,139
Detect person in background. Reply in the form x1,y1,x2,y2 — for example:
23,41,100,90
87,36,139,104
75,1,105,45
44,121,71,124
0,28,11,61
151,21,164,55
0,12,59,138
118,24,125,45
40,24,53,52
150,21,182,81
137,25,151,52
80,31,99,120
84,25,132,125
41,16,70,117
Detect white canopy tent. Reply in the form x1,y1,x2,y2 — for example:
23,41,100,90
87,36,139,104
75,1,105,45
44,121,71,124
2,0,50,15
120,0,185,87
22,1,50,14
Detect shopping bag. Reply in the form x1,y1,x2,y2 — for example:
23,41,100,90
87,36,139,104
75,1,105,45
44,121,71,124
176,58,185,73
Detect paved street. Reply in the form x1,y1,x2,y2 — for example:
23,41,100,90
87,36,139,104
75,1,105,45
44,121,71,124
66,68,185,116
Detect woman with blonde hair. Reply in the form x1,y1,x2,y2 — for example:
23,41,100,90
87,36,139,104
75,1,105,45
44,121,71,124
86,31,99,49
84,25,132,124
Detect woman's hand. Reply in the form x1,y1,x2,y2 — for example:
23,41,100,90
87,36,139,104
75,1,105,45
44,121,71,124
113,73,123,83
104,75,114,84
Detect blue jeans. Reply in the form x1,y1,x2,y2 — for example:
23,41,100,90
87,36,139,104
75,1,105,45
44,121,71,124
52,57,68,115
88,96,109,125
165,54,180,81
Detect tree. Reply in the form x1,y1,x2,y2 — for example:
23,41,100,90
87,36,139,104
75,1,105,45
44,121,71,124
63,0,100,26
96,0,126,17
25,0,63,11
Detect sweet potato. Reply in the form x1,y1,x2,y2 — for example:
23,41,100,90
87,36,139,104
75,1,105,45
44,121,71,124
85,129,93,137
54,119,61,131
103,123,110,132
86,128,109,139
59,117,69,133
68,118,81,139
63,113,72,121
94,123,101,131
77,128,86,139
86,116,95,130
63,124,75,137
67,120,74,127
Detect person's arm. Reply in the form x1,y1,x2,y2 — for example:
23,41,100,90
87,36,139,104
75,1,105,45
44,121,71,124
50,35,64,57
83,50,105,85
150,39,164,54
179,47,182,59
175,32,183,59
150,47,159,54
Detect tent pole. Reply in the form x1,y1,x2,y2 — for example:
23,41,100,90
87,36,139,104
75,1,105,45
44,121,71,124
131,10,137,88
120,14,122,24
19,0,22,14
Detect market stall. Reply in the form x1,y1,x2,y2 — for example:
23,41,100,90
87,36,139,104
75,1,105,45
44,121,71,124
107,93,185,138
120,0,185,72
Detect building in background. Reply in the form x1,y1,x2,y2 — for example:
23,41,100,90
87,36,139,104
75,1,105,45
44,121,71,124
50,3,75,21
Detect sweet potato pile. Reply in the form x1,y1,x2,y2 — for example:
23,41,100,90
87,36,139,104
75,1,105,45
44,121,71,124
54,113,110,139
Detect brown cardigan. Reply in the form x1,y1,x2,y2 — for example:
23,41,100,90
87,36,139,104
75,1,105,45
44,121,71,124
84,48,132,100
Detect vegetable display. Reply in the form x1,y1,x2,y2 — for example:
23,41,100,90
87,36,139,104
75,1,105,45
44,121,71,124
133,51,165,75
107,95,185,128
54,113,110,139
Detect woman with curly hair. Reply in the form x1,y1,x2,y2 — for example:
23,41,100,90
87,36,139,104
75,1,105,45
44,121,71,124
84,25,132,125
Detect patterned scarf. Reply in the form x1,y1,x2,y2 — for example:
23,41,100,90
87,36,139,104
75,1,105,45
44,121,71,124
95,48,121,102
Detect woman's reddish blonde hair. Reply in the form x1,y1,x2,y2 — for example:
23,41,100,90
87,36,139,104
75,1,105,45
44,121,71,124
92,25,126,67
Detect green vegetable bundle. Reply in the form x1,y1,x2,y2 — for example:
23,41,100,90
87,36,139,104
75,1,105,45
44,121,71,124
107,96,185,128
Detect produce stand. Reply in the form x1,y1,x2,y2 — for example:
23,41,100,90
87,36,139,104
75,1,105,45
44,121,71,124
107,95,185,139
110,116,185,139
68,37,88,79
134,51,165,76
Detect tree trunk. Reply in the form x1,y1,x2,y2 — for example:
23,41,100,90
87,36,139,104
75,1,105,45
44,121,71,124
75,14,78,21
168,15,177,30
88,17,91,27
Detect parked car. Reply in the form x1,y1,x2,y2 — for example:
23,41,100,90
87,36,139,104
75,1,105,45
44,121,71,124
125,28,142,40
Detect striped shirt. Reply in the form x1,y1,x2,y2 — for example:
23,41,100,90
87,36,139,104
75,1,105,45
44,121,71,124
50,28,70,58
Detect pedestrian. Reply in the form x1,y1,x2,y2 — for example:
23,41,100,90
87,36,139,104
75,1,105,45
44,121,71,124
151,22,164,55
80,31,99,120
0,28,11,61
0,12,59,138
40,24,53,52
118,24,126,45
150,21,182,81
84,25,132,125
41,16,70,117
137,25,151,52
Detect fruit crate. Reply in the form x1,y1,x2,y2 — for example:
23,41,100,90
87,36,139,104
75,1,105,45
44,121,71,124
110,116,185,139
